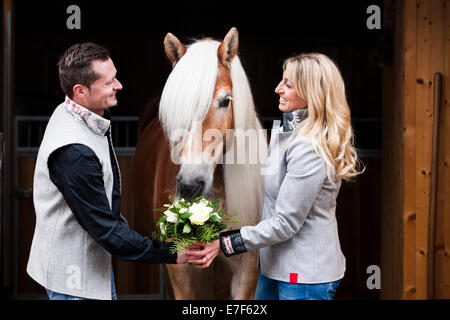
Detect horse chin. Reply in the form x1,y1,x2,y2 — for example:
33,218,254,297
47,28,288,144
176,187,211,203
176,188,211,202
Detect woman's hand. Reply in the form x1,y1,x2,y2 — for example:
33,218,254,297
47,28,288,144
186,240,220,269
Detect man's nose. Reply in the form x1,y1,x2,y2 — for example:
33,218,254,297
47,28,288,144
115,79,123,90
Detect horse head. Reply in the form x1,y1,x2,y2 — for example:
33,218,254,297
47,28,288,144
146,27,263,299
159,28,243,202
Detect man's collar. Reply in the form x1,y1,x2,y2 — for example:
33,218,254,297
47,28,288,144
64,96,110,136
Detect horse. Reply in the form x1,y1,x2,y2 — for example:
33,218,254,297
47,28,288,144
132,27,267,299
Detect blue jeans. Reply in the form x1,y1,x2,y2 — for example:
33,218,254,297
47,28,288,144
254,273,341,300
46,269,117,300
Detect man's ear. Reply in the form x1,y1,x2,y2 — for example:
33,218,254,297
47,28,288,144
73,84,87,97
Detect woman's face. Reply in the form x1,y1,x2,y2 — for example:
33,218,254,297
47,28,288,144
275,65,307,113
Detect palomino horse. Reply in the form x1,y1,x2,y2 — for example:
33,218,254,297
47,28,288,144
132,27,266,299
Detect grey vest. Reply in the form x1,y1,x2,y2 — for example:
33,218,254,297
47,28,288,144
27,97,116,300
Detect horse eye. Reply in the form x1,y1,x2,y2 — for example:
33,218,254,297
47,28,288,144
219,98,231,108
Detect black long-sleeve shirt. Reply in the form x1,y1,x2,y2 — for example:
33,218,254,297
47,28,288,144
47,115,177,264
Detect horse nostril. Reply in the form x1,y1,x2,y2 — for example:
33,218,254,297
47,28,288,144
195,178,205,189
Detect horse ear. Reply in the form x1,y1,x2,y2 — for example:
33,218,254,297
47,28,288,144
218,27,239,66
164,33,186,67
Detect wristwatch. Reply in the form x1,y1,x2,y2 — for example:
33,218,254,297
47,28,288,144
219,229,247,257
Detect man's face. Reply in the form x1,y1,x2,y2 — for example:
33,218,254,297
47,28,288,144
84,58,123,116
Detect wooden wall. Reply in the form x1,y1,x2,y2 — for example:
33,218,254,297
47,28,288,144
382,0,450,299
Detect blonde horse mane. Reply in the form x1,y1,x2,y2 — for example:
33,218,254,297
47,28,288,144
159,38,265,227
224,55,265,227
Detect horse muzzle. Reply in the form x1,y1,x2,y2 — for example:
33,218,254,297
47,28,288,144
175,164,212,202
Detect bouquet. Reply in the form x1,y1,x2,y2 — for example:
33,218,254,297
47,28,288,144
155,195,238,254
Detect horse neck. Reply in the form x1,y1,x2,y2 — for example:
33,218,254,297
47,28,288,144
221,120,265,228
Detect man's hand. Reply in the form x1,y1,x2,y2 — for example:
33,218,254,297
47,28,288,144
185,240,220,269
176,243,203,264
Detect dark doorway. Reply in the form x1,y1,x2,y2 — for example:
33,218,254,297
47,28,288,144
9,0,383,299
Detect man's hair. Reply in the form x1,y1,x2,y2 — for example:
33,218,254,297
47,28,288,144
57,42,110,99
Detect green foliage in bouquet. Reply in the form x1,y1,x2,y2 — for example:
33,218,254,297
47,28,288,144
154,195,239,254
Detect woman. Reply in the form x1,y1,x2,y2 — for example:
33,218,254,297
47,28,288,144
187,53,363,300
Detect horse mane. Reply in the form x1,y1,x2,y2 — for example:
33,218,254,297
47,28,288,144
159,38,266,227
224,54,266,227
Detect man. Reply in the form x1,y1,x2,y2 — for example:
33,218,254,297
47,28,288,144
27,42,191,300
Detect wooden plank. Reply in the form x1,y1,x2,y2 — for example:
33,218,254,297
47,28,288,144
403,0,418,300
380,0,405,299
415,0,446,299
428,0,445,299
435,0,450,299
415,0,432,299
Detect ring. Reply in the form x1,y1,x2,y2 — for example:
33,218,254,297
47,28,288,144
206,255,209,261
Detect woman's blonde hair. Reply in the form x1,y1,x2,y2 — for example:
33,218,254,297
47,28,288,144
284,53,364,182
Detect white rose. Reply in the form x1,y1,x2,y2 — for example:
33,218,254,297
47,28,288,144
160,222,166,235
188,202,213,225
173,199,186,208
164,209,179,223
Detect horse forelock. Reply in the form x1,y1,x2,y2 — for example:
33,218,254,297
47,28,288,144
159,40,220,144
